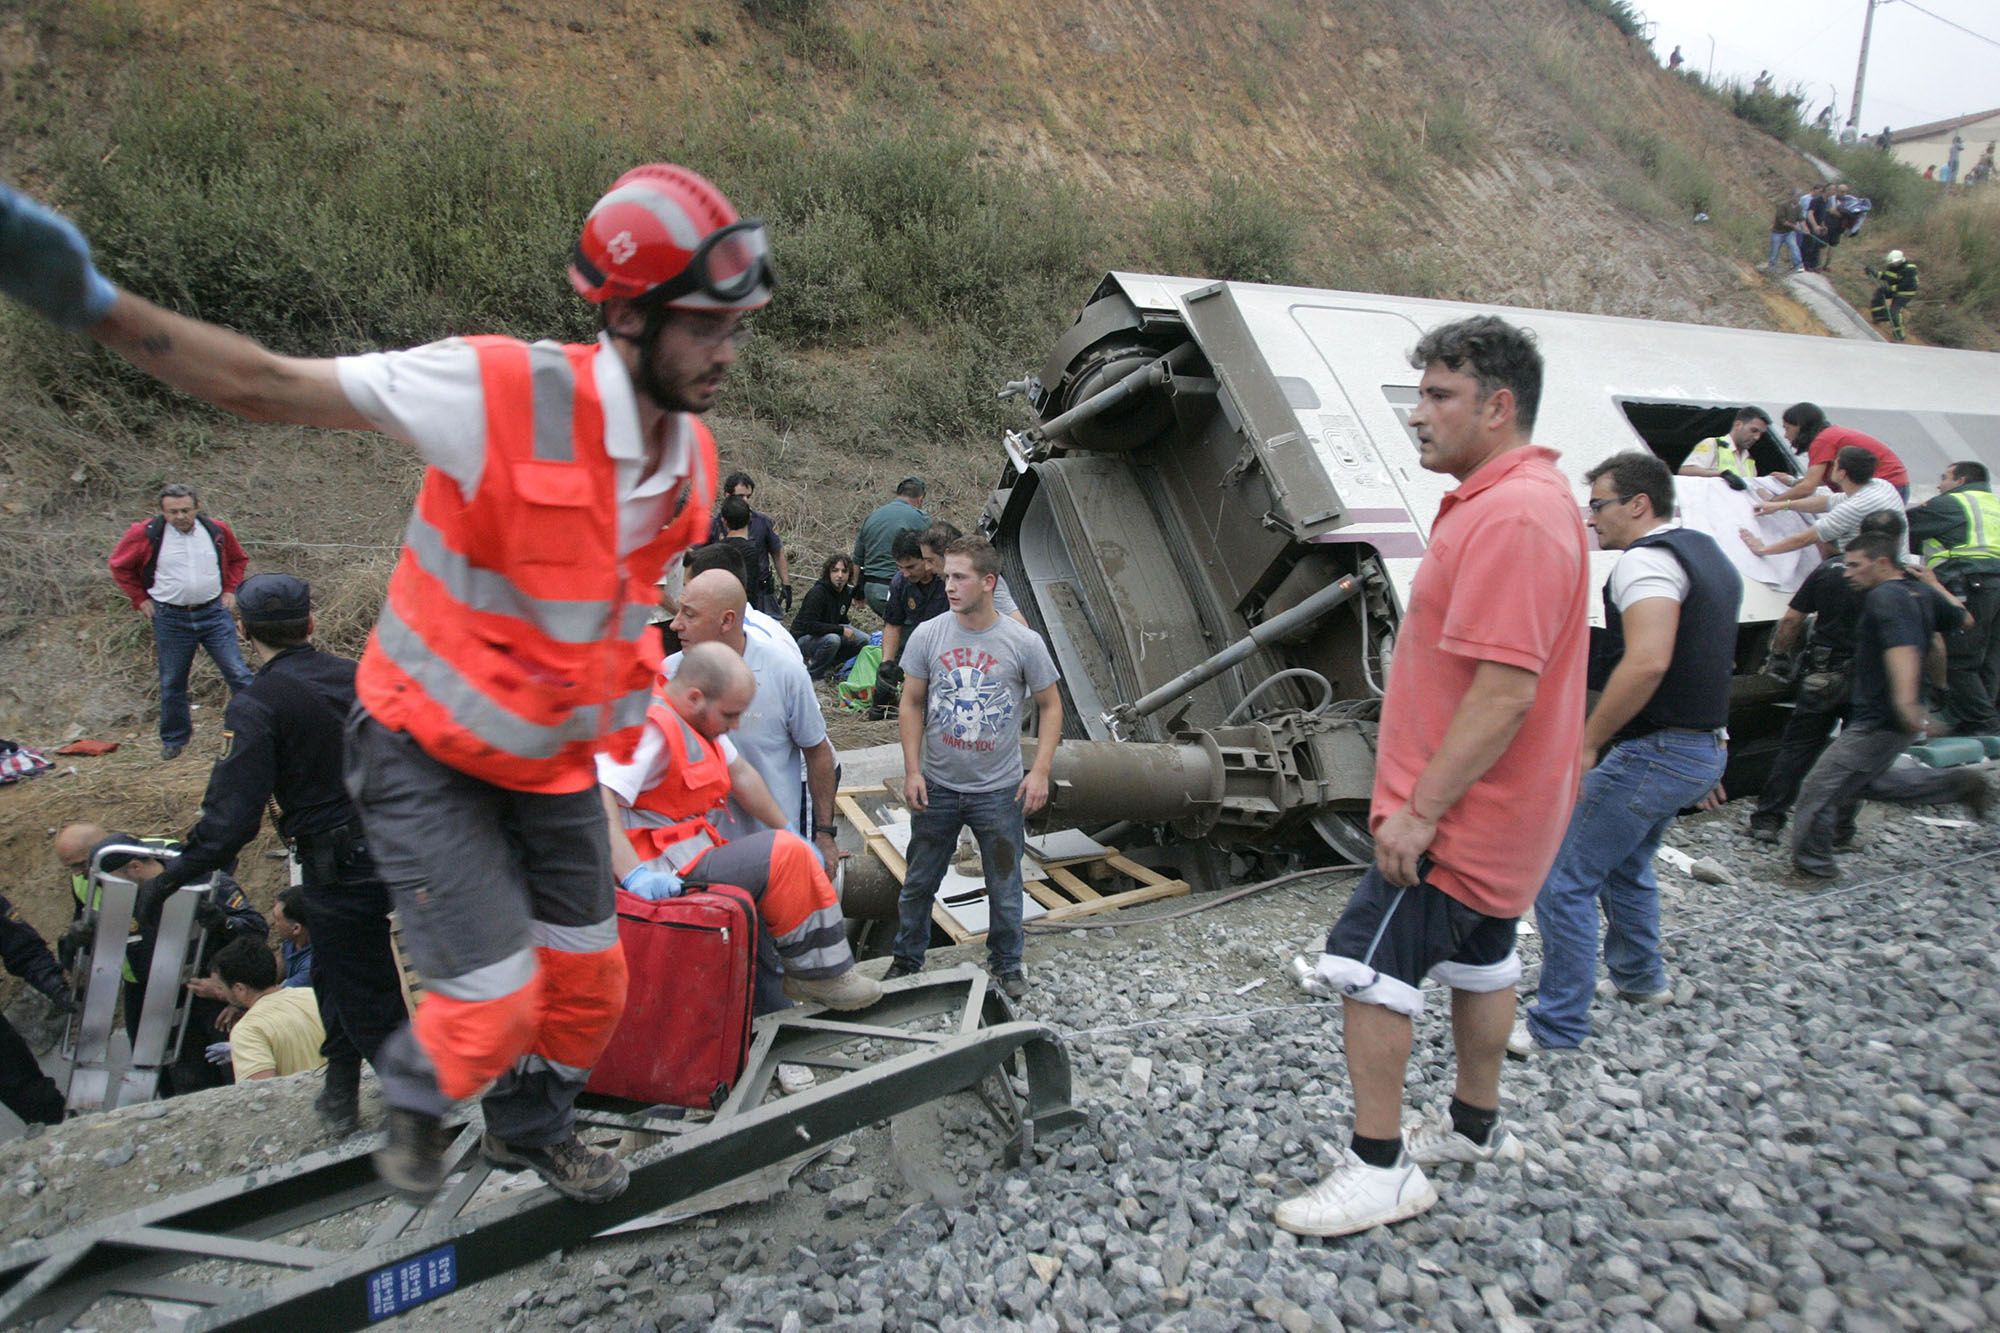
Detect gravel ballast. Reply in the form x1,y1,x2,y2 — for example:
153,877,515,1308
5,804,1996,1330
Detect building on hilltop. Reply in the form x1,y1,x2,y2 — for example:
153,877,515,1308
1886,108,2000,181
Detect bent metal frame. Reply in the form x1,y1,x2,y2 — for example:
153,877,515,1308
0,967,1081,1330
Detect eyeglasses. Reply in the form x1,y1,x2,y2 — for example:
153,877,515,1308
666,314,754,350
1586,495,1635,514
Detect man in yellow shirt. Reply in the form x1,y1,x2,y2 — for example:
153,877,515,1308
1679,407,1772,482
207,937,326,1081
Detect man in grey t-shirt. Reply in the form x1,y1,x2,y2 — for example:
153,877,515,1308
891,538,1062,999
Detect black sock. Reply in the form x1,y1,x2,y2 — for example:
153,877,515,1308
1450,1097,1498,1145
1350,1132,1402,1168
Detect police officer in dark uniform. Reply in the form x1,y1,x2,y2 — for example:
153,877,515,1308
1,893,71,1125
141,574,404,1135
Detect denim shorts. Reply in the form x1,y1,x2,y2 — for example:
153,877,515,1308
1315,864,1520,1017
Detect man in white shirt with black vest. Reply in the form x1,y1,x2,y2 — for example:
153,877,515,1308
1517,452,1739,1053
107,483,254,758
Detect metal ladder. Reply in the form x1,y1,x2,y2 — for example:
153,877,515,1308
62,847,219,1114
1,966,1082,1330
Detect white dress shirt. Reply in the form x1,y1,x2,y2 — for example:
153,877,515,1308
148,522,224,606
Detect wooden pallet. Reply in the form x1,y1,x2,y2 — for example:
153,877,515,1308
835,788,1190,945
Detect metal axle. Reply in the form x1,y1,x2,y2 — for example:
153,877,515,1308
1106,574,1363,737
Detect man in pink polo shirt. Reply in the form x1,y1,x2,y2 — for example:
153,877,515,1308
1274,315,1592,1239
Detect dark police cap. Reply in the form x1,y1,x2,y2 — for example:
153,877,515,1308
236,573,311,624
92,834,162,875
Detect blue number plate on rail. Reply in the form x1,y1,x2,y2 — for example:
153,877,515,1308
365,1244,458,1320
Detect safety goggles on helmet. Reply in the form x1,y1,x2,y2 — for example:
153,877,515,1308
573,218,776,312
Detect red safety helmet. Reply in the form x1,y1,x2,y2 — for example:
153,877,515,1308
568,164,774,311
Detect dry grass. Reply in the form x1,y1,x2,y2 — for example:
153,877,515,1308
3,0,1992,760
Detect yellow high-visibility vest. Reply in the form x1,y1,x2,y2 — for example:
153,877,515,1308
1924,489,2000,567
1693,437,1756,480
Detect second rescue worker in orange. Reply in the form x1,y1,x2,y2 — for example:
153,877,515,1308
0,166,772,1204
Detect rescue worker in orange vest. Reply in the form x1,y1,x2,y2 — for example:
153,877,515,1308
598,643,881,1008
0,165,771,1203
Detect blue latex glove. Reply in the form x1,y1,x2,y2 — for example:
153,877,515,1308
205,1041,233,1066
0,182,119,330
620,864,685,901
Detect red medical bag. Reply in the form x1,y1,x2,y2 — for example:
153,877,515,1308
587,884,757,1109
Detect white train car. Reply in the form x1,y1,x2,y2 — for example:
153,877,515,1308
984,272,2000,833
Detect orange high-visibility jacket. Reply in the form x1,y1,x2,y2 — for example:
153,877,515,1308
624,689,735,864
356,336,716,794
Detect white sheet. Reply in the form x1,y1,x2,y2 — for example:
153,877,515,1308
1675,475,1821,595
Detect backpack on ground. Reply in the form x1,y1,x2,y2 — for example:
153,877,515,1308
836,644,882,712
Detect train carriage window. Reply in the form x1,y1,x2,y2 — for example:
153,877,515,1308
1617,401,1799,476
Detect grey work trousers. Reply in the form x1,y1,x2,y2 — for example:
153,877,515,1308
344,712,616,1148
1790,723,1980,875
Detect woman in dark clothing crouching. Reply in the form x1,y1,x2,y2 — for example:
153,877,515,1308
793,554,869,680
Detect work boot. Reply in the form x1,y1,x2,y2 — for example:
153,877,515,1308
376,1108,452,1201
480,1131,629,1203
884,958,923,980
994,971,1028,1001
1746,814,1783,845
783,967,884,1011
315,1059,362,1138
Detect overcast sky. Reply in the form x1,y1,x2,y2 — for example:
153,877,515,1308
1645,0,2000,132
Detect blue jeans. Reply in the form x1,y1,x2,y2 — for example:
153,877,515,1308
1766,230,1802,271
797,631,862,681
892,783,1027,976
153,600,253,747
1526,729,1726,1048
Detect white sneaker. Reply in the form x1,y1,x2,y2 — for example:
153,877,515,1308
1505,1017,1538,1058
1273,1148,1438,1238
1404,1111,1526,1167
776,1063,816,1094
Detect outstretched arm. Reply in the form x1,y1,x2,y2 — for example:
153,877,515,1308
91,294,371,428
1764,460,1832,504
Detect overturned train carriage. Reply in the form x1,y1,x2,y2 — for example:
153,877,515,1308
983,271,2000,868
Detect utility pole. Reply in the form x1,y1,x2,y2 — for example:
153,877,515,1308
1843,0,1882,144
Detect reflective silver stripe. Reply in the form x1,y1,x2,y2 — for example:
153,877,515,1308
402,510,612,644
375,603,602,758
587,184,703,249
428,947,537,1003
773,905,853,976
528,342,577,462
516,1053,591,1084
660,829,716,874
1959,491,2000,556
606,684,650,734
532,917,618,954
620,600,655,639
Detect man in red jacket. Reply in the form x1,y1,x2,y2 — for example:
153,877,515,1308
107,483,253,759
